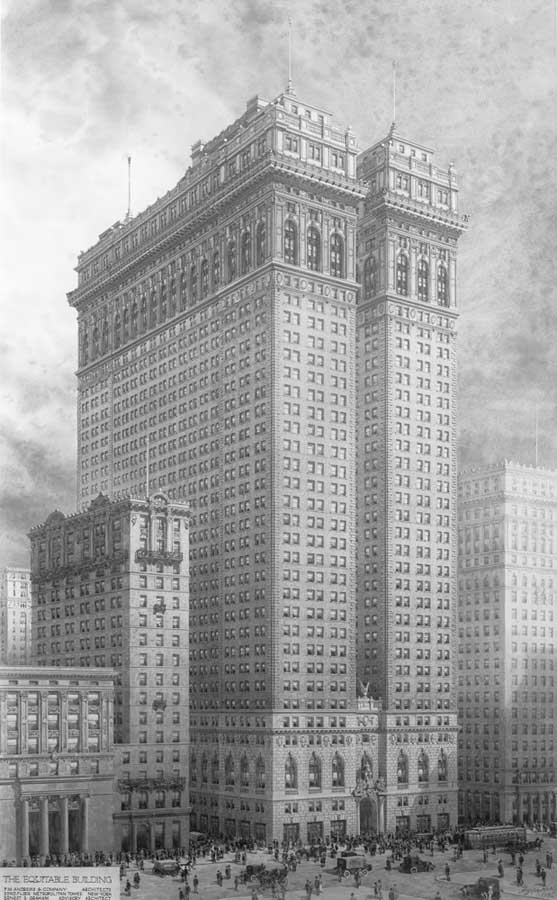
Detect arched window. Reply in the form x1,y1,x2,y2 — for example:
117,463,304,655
417,259,429,302
113,313,121,349
121,792,131,811
179,271,187,310
201,258,209,298
438,751,448,783
137,791,148,810
131,300,138,336
240,754,249,788
307,226,321,272
211,752,219,785
256,221,266,266
308,752,321,789
285,754,297,790
121,306,129,342
212,251,220,289
201,753,208,784
284,220,298,265
437,264,448,306
396,254,408,296
190,264,198,304
159,284,167,322
150,290,157,327
397,751,408,785
171,790,181,808
363,256,376,299
169,279,176,317
330,233,344,279
227,241,237,283
154,790,165,809
332,753,345,788
140,295,148,331
418,751,429,783
225,753,235,786
256,755,265,790
101,317,109,351
241,231,251,275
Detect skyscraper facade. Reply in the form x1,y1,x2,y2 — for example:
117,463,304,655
0,567,32,664
457,462,557,826
29,493,191,852
66,90,466,840
356,129,466,832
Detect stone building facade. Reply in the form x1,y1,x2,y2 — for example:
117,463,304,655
355,129,466,832
457,462,557,825
28,492,190,852
64,88,467,841
0,666,114,863
0,567,32,665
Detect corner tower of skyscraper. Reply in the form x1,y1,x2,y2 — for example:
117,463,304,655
357,128,467,832
66,88,466,841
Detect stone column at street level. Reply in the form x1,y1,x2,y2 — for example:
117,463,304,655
149,821,156,853
60,796,69,855
81,796,89,853
39,797,49,858
20,798,30,862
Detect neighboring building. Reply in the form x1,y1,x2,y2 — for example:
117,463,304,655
457,462,557,825
356,128,467,832
0,567,32,664
64,88,466,840
0,665,114,863
29,492,190,852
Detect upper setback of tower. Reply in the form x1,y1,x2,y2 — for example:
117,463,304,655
358,126,466,236
67,90,364,321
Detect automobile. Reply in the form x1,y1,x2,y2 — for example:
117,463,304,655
336,854,370,878
460,876,500,899
153,859,180,876
242,863,287,887
398,855,435,874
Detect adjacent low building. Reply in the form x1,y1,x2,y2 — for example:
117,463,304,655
28,491,191,852
457,461,557,825
0,567,32,665
0,665,115,863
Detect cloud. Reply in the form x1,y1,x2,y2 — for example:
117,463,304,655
1,0,556,568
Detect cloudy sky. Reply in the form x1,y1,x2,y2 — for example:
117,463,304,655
1,0,556,568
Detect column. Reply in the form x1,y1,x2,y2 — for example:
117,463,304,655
377,796,385,835
130,820,137,854
149,821,156,853
60,797,69,856
409,246,417,298
81,797,89,853
20,798,30,862
39,797,49,858
527,793,533,825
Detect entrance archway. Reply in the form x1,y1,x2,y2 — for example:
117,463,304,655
360,798,374,833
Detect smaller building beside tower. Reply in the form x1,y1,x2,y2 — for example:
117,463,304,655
457,461,557,826
29,492,191,853
0,665,115,863
0,567,32,664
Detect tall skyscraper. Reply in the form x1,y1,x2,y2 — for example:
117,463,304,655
67,87,372,843
457,462,557,826
29,493,191,852
356,128,466,832
65,90,466,840
0,567,32,664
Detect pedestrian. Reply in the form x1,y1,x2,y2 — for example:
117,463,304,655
444,862,451,881
388,887,395,900
497,860,504,878
540,867,546,887
179,890,184,900
193,874,199,894
373,881,378,897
